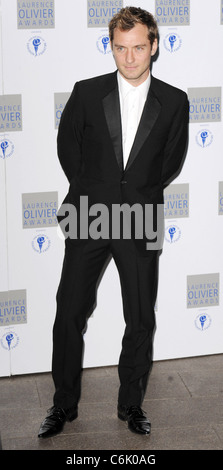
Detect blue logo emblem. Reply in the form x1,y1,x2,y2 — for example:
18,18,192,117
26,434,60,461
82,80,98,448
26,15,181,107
164,33,182,53
165,224,181,243
195,313,212,331
196,129,213,148
96,34,112,54
27,36,47,56
1,331,19,351
32,234,51,253
0,138,15,159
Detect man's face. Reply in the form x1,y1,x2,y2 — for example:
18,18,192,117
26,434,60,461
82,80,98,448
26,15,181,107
111,23,158,87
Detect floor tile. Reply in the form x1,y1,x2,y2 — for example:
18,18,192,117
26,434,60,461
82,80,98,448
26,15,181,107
1,354,223,451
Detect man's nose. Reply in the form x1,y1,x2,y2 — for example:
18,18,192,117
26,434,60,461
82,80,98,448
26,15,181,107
126,49,134,63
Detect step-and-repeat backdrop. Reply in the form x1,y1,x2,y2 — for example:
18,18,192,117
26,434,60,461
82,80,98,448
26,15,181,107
0,0,222,376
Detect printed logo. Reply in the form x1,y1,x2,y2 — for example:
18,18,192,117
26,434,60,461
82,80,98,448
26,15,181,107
0,138,15,159
27,36,47,56
163,32,182,53
1,331,19,350
58,198,164,251
164,183,189,219
54,92,70,129
0,94,22,132
195,313,212,331
165,223,181,243
0,290,27,327
196,129,213,148
22,191,58,229
155,0,190,26
187,273,219,309
219,182,223,215
17,0,55,29
188,87,221,123
87,0,123,27
32,233,51,253
96,33,112,54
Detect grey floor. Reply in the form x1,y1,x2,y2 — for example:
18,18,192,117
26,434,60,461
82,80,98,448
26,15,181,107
1,354,223,451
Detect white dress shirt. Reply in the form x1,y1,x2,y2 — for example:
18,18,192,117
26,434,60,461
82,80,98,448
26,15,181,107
117,71,151,168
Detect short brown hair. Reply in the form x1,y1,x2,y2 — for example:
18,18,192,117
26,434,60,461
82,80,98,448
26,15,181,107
109,7,158,46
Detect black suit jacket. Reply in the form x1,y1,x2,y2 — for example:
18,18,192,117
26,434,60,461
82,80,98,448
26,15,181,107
57,71,189,248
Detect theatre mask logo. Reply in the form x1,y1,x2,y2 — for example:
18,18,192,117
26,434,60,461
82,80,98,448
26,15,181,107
0,290,27,327
32,233,51,254
22,192,58,229
164,183,189,219
188,87,221,123
1,331,20,351
155,0,190,26
219,182,223,215
0,137,15,159
87,0,123,27
0,94,22,132
194,312,212,332
54,93,71,129
27,36,47,56
165,223,181,243
163,32,182,53
196,128,213,148
187,273,219,309
17,0,55,29
96,33,112,54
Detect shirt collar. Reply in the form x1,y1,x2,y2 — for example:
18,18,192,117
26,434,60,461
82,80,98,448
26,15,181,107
117,71,151,100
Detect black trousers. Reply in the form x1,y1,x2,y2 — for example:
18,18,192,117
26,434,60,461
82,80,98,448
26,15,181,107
52,237,159,409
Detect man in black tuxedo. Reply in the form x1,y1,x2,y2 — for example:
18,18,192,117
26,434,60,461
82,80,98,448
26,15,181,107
38,7,188,438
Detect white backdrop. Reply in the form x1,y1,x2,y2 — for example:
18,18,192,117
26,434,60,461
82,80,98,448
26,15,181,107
0,0,223,377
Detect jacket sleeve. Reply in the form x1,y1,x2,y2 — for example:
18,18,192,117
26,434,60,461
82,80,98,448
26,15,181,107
57,82,83,183
161,92,189,188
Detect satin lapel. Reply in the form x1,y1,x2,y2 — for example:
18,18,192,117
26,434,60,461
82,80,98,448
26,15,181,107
125,90,161,171
102,86,123,172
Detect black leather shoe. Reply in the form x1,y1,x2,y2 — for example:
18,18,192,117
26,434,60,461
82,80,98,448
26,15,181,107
38,405,78,438
118,404,151,435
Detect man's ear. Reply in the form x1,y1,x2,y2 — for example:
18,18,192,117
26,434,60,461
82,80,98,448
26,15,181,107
151,38,158,56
